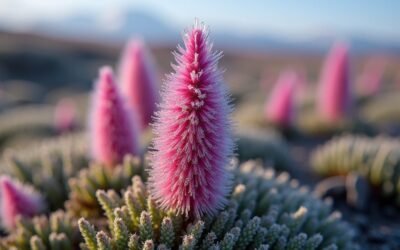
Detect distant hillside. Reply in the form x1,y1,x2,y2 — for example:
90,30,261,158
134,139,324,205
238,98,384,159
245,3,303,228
3,9,398,55
0,31,119,89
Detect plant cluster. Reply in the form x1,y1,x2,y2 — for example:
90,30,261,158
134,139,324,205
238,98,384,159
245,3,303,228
311,134,400,204
80,160,357,250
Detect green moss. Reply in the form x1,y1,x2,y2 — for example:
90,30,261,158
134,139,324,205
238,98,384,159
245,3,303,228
0,133,88,210
65,155,146,219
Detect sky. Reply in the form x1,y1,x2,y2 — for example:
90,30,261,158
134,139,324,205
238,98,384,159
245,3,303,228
0,0,398,41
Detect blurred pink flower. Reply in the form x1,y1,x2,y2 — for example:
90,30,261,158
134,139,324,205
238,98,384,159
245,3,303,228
54,98,77,133
317,43,352,122
295,66,307,92
0,176,45,230
90,66,140,167
259,68,276,93
396,72,400,89
118,39,159,130
357,58,386,96
149,21,233,218
264,70,298,127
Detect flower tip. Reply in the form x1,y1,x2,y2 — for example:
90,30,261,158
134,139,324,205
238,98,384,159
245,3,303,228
281,70,298,87
0,175,45,230
265,69,297,127
127,38,144,52
330,42,349,60
119,38,159,130
332,41,348,51
317,41,352,122
99,66,114,84
121,39,147,66
0,175,13,192
54,98,77,133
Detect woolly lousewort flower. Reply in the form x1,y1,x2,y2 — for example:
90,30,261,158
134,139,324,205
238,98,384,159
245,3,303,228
90,66,140,167
358,58,386,96
317,43,352,122
54,98,77,133
149,21,233,218
0,175,46,230
264,70,297,127
118,39,159,130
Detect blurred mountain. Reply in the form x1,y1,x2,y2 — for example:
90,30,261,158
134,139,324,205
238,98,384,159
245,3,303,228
31,10,179,45
3,9,400,54
307,32,400,54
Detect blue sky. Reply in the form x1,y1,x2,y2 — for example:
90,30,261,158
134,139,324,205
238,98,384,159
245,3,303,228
0,0,398,41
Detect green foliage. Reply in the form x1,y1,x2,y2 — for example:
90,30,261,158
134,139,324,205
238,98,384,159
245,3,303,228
0,105,56,148
236,128,293,170
79,160,357,250
311,134,400,204
65,155,147,218
296,110,375,137
296,110,350,136
360,92,400,126
0,133,88,210
79,218,98,250
0,211,78,250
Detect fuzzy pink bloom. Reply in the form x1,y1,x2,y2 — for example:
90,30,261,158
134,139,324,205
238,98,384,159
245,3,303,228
264,70,298,127
0,176,46,230
317,43,352,122
54,98,77,133
90,66,140,167
149,21,233,218
118,39,159,130
357,58,386,96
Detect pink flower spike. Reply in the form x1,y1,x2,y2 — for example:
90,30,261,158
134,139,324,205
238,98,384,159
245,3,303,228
317,42,352,122
264,70,297,127
0,176,46,230
118,39,159,130
149,21,233,218
54,98,77,134
90,66,140,167
357,58,386,96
